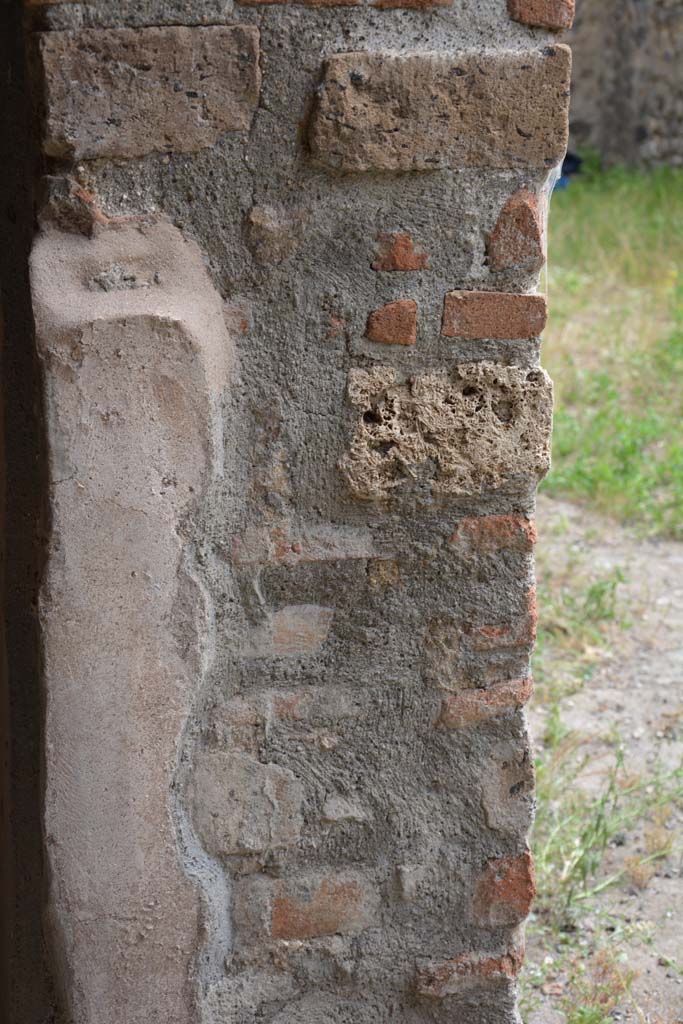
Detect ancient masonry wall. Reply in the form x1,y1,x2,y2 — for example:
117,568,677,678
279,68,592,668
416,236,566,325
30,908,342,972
20,0,570,1021
568,0,683,166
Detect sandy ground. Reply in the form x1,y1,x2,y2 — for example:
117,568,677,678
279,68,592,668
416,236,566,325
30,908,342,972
525,496,683,1024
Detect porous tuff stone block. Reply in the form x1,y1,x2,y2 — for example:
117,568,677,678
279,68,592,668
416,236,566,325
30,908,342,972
37,25,261,159
309,48,571,172
508,0,575,31
488,190,546,274
340,364,553,500
31,220,233,1024
442,291,548,340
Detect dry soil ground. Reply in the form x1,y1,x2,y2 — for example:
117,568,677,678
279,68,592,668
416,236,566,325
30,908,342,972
525,496,683,1024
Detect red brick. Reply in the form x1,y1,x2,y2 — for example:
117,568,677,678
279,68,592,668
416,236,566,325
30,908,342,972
507,0,575,30
271,878,368,939
372,233,429,272
473,851,536,926
488,190,546,274
366,300,417,346
450,515,537,554
238,0,358,5
416,945,525,998
437,678,533,729
441,291,547,340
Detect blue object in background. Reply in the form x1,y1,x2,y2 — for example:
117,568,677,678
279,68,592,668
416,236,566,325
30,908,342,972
555,151,584,190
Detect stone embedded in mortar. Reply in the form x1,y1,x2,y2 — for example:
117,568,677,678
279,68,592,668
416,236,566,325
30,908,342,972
436,677,534,729
309,48,571,172
372,232,430,272
487,190,546,274
31,220,233,1024
442,291,548,340
37,25,261,160
508,0,575,31
366,299,418,346
481,740,536,837
245,205,306,266
190,751,304,857
472,851,537,927
339,363,553,500
416,945,525,998
270,875,376,940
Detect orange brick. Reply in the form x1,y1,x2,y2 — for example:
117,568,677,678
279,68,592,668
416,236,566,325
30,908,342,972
271,878,368,939
442,291,547,340
450,515,537,554
366,300,417,346
488,190,545,274
437,678,533,729
416,945,525,998
372,233,429,272
507,0,575,30
473,851,536,926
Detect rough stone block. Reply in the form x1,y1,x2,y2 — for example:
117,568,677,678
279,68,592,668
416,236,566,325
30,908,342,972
38,26,261,159
309,48,571,172
340,364,553,499
416,946,524,998
372,232,429,272
487,190,546,274
190,751,304,857
473,851,537,926
437,678,533,729
441,291,548,340
365,300,417,346
245,205,306,266
508,0,575,31
31,220,233,1024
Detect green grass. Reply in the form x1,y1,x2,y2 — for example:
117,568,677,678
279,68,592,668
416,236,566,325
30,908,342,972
542,162,683,537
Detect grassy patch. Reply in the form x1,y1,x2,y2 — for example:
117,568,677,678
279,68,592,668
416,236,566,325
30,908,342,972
542,163,683,537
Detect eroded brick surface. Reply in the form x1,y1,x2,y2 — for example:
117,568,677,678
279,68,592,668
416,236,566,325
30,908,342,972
310,48,571,172
473,851,537,926
38,26,260,159
437,678,534,729
416,945,525,998
508,0,575,31
488,190,546,274
442,291,548,340
372,232,429,272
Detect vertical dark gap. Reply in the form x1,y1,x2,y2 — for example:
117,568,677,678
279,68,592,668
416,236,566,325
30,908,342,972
0,1,54,1020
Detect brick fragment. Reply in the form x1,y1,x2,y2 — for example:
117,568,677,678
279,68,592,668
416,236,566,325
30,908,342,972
488,190,546,274
416,945,525,998
507,0,575,31
271,877,372,939
473,851,536,926
372,233,429,272
268,605,334,657
38,26,260,160
441,291,547,340
366,300,417,346
310,48,571,172
437,678,533,729
450,515,537,554
466,587,538,652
